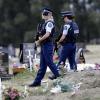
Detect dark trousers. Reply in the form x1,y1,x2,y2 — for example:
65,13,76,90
57,43,77,70
34,42,59,83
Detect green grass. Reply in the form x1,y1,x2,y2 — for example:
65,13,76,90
13,69,36,80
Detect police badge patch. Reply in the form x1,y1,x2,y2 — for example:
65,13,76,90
63,25,70,30
64,25,67,30
48,22,53,28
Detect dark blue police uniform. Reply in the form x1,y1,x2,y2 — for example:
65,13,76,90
57,11,79,71
29,8,60,87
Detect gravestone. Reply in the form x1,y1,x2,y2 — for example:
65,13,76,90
23,43,35,71
23,43,35,63
0,47,8,66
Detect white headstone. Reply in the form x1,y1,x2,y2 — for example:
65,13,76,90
27,50,33,71
8,56,13,75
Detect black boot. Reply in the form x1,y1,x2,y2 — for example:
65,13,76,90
29,82,41,87
48,74,60,80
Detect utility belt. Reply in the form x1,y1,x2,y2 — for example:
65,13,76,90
61,39,76,45
61,42,76,46
62,33,77,45
39,35,53,45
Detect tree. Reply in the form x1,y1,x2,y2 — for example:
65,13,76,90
0,0,33,44
70,0,100,42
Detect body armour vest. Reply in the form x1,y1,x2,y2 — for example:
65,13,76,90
38,20,55,43
61,21,78,44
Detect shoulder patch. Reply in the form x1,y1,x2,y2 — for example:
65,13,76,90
64,24,70,30
47,22,53,28
63,25,67,30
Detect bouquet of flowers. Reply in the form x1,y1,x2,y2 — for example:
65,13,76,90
3,87,20,100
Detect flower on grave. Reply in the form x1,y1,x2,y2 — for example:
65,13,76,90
3,87,20,100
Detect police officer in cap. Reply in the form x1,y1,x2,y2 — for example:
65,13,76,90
29,8,60,87
57,11,79,72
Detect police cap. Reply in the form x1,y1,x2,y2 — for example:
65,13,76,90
42,7,53,16
61,11,74,19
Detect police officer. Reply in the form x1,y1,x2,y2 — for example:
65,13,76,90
57,11,79,72
29,8,60,87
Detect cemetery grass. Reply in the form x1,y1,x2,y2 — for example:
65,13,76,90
2,45,100,100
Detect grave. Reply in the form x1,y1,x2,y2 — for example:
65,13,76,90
22,43,35,71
